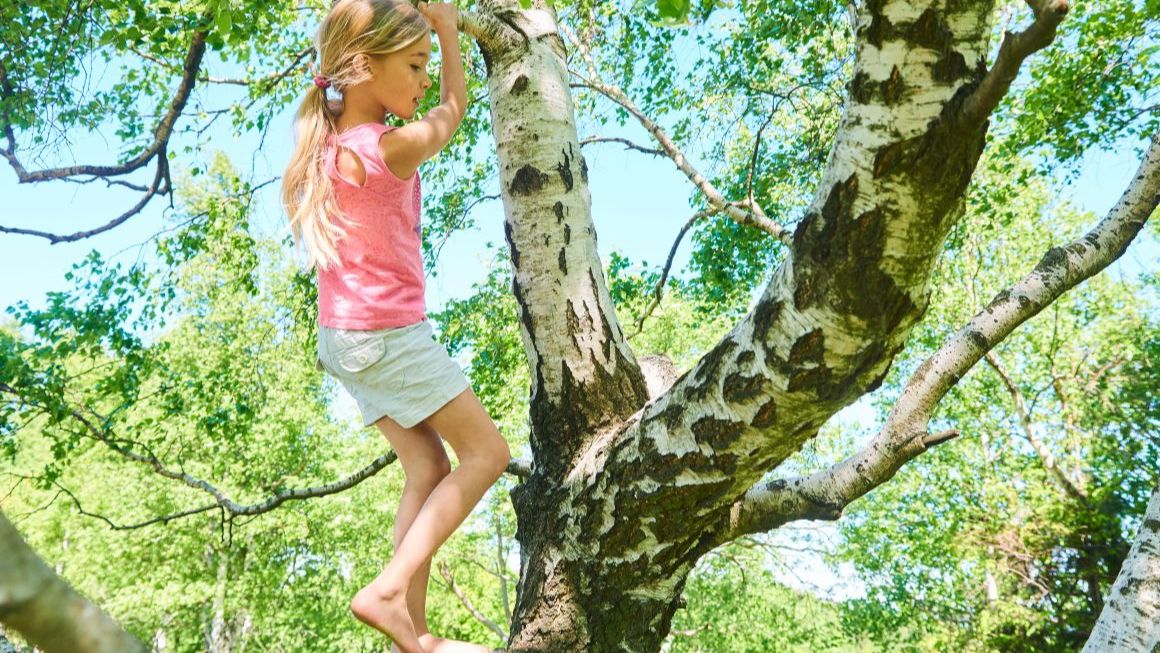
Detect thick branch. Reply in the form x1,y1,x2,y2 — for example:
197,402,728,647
727,130,1160,538
2,30,207,182
0,512,147,653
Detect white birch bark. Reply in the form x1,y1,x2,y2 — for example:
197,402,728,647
1082,488,1160,653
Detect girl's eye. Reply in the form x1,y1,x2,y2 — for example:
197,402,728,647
411,65,421,71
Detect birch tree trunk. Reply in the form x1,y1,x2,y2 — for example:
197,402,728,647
464,0,1068,650
1082,488,1160,653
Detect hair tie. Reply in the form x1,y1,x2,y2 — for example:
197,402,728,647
313,75,331,90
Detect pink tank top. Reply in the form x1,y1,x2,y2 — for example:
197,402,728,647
317,122,426,330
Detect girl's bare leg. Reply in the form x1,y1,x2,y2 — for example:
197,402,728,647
352,389,509,651
351,419,449,652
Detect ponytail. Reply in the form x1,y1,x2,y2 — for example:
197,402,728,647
282,84,354,272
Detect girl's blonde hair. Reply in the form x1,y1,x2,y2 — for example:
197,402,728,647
282,0,429,271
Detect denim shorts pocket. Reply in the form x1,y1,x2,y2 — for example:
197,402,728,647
333,330,388,373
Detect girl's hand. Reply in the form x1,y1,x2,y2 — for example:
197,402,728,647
416,1,458,35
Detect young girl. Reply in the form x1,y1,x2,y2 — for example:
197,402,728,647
281,1,511,651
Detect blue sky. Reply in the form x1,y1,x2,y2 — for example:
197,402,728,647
1,102,1154,321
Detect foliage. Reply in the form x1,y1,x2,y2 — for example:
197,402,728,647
826,143,1159,652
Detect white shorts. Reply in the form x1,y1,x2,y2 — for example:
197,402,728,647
316,319,470,429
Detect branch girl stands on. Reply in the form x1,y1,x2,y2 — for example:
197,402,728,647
281,1,510,651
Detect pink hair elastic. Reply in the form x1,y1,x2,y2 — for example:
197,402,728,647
313,75,331,90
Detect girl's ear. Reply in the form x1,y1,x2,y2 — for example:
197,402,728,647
350,53,373,81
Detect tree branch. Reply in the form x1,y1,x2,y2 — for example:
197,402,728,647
959,0,1071,126
0,153,170,244
560,24,792,244
726,130,1160,539
578,135,664,157
0,384,400,524
436,561,508,640
0,512,148,653
626,208,718,339
1,29,207,182
983,351,1088,500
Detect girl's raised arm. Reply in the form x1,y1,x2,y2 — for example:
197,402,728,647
379,2,466,179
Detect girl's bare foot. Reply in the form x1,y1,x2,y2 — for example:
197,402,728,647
350,586,426,653
393,634,491,653
422,634,493,652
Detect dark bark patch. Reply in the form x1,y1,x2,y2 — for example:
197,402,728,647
849,71,874,104
722,372,764,403
1034,245,1067,276
564,223,572,244
558,248,567,274
684,338,738,402
985,288,1011,313
580,155,588,183
792,175,916,335
907,8,953,52
736,350,755,366
788,328,825,365
566,299,582,340
873,136,918,178
932,50,969,83
865,366,890,393
504,220,520,267
787,365,832,395
864,12,895,48
657,399,686,431
510,74,529,95
553,201,565,223
691,416,746,448
751,298,784,362
557,146,575,192
752,397,777,428
752,298,783,340
510,164,551,196
881,65,905,104
967,328,988,351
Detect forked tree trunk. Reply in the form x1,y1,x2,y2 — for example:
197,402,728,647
470,0,1005,649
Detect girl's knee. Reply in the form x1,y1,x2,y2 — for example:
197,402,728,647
406,453,451,490
458,430,508,478
482,433,511,479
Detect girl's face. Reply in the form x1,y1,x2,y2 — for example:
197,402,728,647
365,31,433,120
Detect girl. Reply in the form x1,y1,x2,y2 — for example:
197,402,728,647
281,1,511,652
